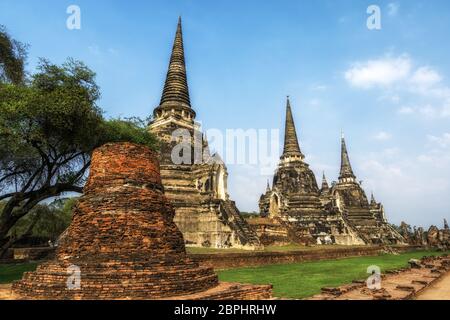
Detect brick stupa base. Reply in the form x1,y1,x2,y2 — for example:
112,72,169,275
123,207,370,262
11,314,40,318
12,143,272,300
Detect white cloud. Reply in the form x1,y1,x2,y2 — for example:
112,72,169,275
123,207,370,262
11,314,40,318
411,67,442,89
357,144,450,227
345,54,450,119
417,154,433,163
373,131,392,141
442,102,450,117
344,55,411,89
418,104,437,117
397,103,450,118
342,53,450,227
378,93,401,104
227,164,270,212
398,106,414,114
387,3,400,16
427,133,450,148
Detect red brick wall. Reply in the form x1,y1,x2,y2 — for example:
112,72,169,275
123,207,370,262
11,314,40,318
191,246,422,270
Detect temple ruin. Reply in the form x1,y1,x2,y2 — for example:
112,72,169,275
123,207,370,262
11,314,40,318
148,18,260,249
256,98,405,246
12,143,272,300
325,134,405,244
400,220,450,248
255,98,364,246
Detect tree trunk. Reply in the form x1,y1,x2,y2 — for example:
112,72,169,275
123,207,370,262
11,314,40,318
0,236,16,259
0,172,85,258
0,211,40,258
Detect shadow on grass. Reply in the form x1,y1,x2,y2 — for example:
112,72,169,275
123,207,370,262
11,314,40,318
0,262,38,284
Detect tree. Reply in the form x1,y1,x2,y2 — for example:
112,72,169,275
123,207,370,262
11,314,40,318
0,59,157,256
0,25,27,85
8,198,76,246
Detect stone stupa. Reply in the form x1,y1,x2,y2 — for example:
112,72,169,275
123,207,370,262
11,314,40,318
12,142,271,300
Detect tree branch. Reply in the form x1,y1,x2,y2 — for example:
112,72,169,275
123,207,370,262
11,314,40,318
0,192,20,202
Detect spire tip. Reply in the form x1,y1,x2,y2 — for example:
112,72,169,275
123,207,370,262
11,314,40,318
282,97,303,159
159,16,191,108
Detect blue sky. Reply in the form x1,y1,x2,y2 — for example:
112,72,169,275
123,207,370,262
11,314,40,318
1,0,449,228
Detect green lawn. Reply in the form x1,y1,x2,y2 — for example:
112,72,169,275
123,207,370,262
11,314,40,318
1,251,448,299
218,250,449,299
0,262,38,284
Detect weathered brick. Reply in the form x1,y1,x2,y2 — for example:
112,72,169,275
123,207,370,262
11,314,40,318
12,143,271,300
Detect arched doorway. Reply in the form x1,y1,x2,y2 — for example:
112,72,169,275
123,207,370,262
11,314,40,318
204,178,210,192
269,193,280,218
216,168,226,200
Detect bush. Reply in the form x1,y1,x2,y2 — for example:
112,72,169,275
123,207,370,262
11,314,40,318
101,117,158,150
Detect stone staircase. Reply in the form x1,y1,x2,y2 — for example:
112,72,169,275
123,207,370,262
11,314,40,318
340,212,370,244
222,200,262,248
343,207,404,244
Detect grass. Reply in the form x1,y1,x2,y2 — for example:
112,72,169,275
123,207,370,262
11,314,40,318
0,262,38,284
218,250,450,299
1,250,448,299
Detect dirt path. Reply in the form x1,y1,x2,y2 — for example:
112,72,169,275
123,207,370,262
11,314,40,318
309,256,450,300
0,284,16,300
415,271,450,300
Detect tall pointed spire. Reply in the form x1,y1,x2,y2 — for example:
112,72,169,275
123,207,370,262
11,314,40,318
339,133,356,182
160,17,191,108
202,133,211,161
282,96,304,160
321,172,330,191
266,179,271,192
370,192,377,205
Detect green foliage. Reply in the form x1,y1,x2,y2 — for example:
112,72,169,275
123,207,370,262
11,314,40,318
0,59,104,191
102,117,158,149
240,211,260,218
0,25,27,85
1,59,102,151
0,59,156,188
218,250,450,299
8,198,76,241
0,56,158,252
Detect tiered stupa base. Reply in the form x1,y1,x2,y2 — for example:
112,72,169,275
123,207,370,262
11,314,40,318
14,258,271,300
13,258,218,300
12,143,272,300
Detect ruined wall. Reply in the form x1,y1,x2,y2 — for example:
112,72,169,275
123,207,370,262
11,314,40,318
191,246,422,270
